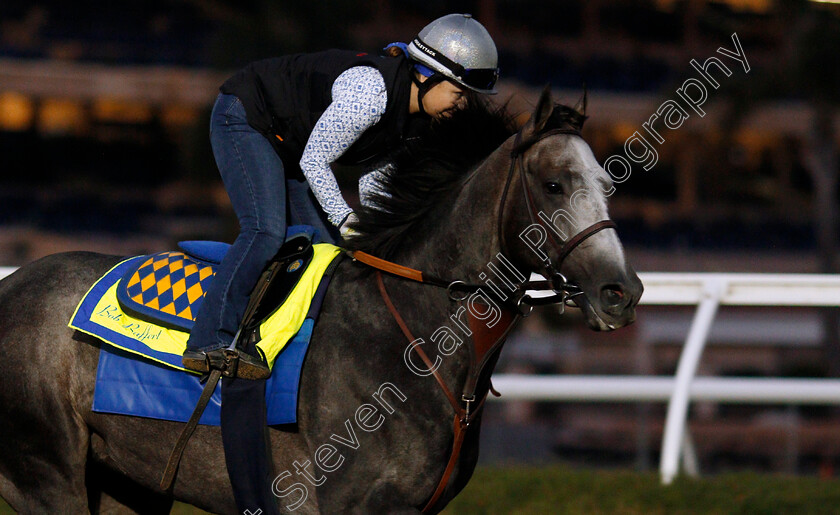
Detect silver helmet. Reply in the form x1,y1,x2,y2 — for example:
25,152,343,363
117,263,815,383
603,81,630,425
407,13,499,94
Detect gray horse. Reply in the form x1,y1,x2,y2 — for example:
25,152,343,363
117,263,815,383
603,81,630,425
0,88,642,514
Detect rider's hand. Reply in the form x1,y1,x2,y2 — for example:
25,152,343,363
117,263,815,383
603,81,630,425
339,213,360,239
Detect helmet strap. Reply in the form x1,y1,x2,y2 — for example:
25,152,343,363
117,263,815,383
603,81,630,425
411,72,445,116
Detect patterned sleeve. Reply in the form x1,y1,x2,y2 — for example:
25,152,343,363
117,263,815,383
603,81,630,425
299,66,388,226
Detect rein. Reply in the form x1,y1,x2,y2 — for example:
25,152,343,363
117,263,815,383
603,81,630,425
349,123,618,512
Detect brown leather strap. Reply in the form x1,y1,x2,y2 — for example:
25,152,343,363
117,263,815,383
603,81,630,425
503,124,618,286
469,390,491,422
467,306,516,370
489,380,501,398
376,272,461,414
462,307,519,401
555,219,616,267
422,414,467,513
352,251,425,283
375,271,495,513
160,368,223,490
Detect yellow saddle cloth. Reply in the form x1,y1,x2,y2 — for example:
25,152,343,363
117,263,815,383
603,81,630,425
69,243,342,371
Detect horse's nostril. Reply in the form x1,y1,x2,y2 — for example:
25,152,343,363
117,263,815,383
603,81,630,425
601,285,625,307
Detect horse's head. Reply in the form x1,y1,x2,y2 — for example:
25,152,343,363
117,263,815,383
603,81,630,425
502,87,642,330
347,87,641,330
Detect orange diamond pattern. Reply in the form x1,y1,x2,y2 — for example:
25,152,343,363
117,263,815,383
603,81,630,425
123,251,216,323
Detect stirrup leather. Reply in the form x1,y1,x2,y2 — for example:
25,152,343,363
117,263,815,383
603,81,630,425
182,348,270,380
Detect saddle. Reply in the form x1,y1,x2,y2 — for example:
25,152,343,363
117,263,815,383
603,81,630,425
67,225,345,502
69,224,342,389
173,232,316,379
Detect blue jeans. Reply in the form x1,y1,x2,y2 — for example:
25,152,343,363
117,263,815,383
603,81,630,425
187,93,338,352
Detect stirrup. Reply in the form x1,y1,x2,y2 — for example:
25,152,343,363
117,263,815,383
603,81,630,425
182,348,270,380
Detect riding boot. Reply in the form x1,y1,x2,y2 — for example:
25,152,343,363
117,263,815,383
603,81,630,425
221,375,280,515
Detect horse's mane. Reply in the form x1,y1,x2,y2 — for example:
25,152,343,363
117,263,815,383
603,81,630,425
346,96,586,260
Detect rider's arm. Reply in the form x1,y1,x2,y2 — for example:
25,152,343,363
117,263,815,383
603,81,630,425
299,66,388,226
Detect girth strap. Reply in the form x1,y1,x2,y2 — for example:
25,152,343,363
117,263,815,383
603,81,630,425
159,240,312,491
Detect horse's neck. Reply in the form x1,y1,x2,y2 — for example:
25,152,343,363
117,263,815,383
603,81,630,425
379,148,521,400
397,150,513,283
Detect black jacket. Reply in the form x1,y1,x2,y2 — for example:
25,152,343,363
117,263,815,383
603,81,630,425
220,49,417,178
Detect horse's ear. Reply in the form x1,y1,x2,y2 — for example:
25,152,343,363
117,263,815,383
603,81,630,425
573,84,588,117
522,84,554,138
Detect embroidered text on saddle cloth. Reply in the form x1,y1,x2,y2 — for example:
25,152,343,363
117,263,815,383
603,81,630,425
69,243,342,371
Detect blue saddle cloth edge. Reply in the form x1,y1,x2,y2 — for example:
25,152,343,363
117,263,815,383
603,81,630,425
92,317,315,426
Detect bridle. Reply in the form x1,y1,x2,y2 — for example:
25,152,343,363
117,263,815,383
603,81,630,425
496,125,616,313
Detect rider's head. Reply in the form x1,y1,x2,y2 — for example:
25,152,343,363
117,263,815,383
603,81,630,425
404,14,499,118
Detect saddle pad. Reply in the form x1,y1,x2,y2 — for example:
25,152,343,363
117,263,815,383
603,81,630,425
70,243,341,371
70,246,339,426
93,296,326,426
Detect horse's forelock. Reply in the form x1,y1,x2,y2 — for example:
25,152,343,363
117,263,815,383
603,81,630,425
543,103,587,134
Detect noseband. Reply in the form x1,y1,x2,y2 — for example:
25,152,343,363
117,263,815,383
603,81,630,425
497,124,616,314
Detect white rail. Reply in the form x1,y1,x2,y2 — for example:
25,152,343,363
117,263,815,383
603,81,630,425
498,272,840,485
489,375,840,403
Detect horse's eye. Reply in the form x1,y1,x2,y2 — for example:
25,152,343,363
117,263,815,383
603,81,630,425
544,181,564,194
